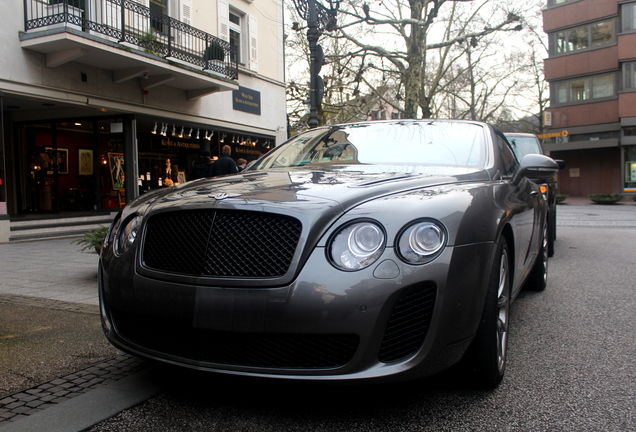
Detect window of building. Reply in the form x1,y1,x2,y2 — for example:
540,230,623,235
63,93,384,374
551,73,616,105
623,62,636,90
623,127,636,136
593,74,614,98
550,19,615,55
547,0,577,6
623,146,636,191
568,131,620,142
571,79,589,101
229,11,242,64
150,0,168,34
622,2,636,32
592,21,613,46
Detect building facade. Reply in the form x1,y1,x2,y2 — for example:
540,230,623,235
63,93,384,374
543,0,636,196
0,0,286,239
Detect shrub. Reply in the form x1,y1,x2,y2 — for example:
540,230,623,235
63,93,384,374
588,194,623,204
72,226,108,254
204,42,225,62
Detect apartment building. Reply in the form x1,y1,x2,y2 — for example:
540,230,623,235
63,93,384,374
543,0,636,196
0,0,286,239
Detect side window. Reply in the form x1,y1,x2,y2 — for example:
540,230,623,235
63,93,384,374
496,134,518,177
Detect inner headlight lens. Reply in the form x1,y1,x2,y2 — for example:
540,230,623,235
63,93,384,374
398,221,446,264
114,215,142,256
330,221,385,271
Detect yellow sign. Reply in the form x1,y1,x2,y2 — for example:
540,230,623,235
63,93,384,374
538,130,569,139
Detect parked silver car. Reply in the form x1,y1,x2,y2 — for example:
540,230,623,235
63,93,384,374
99,120,558,388
504,132,565,257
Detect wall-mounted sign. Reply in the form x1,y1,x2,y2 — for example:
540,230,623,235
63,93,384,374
538,130,569,139
544,111,552,127
233,86,261,115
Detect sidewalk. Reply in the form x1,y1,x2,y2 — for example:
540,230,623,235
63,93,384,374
0,238,100,305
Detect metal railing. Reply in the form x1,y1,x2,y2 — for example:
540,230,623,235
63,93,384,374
23,0,238,80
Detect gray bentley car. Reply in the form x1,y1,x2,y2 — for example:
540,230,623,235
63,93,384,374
99,120,558,388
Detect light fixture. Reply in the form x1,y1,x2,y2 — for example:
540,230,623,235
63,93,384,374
196,129,200,140
204,130,209,140
220,133,226,143
179,126,184,138
151,122,158,134
161,123,168,136
172,124,176,137
206,130,213,141
187,128,193,139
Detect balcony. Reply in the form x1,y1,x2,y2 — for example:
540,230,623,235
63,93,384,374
21,0,239,99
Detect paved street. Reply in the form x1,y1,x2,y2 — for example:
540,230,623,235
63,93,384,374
0,199,635,431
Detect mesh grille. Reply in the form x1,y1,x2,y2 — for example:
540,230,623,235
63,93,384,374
378,284,437,363
111,308,359,369
142,210,302,278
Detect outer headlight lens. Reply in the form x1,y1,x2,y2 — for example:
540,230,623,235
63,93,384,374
114,215,142,256
329,221,385,271
397,221,446,264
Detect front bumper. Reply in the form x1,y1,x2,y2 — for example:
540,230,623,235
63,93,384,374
99,242,493,382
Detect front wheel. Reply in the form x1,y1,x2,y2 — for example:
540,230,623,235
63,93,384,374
526,221,548,292
463,238,511,389
547,208,556,257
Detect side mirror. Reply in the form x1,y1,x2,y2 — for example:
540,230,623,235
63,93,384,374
554,159,566,170
513,154,559,184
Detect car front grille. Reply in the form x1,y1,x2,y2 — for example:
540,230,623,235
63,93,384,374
111,308,359,369
142,210,302,278
378,284,437,363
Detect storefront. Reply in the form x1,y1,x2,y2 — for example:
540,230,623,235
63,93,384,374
4,112,275,217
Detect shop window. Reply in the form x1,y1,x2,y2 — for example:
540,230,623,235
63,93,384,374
623,145,636,191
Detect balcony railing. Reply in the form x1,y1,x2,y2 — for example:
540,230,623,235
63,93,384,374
23,0,238,80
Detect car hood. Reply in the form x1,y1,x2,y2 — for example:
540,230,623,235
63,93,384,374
131,165,489,215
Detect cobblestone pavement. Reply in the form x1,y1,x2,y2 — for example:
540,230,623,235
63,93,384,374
0,294,147,426
0,354,145,424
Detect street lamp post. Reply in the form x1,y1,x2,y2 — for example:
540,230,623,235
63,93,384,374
292,0,339,128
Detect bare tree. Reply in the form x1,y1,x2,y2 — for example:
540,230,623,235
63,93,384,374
328,0,523,119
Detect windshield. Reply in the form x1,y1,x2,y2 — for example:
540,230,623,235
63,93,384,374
253,121,487,170
506,135,543,161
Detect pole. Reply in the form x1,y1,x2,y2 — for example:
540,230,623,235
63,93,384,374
307,0,319,129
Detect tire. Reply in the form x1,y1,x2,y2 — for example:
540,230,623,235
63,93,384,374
526,221,548,292
547,208,556,258
464,238,511,389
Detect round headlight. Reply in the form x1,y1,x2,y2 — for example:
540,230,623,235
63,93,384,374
397,221,446,264
114,215,142,256
329,221,385,271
